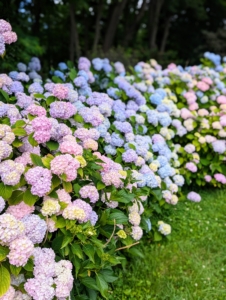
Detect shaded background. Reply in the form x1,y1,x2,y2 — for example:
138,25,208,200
1,0,226,72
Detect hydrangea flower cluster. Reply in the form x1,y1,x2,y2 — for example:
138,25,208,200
0,24,225,298
0,19,17,55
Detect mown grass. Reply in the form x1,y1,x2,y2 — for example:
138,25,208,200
108,189,226,300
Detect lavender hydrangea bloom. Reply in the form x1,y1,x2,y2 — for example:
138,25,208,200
212,140,226,154
22,214,47,244
110,133,124,147
122,149,138,163
187,191,201,202
28,82,44,94
17,62,27,72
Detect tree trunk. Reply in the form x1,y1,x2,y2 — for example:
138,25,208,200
92,0,104,53
69,2,80,61
32,0,41,35
103,0,128,53
149,0,164,50
122,0,148,47
160,16,171,54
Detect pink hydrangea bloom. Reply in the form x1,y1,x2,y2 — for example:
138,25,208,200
198,109,209,116
50,154,80,181
204,175,212,182
83,138,98,151
6,201,34,220
79,185,99,203
180,108,193,119
56,189,71,204
217,95,226,104
59,136,83,155
189,102,199,111
214,173,226,184
52,84,69,100
2,31,17,44
183,91,197,104
8,236,34,267
101,171,123,188
202,77,213,85
0,19,12,33
27,104,46,116
196,81,209,91
185,162,197,172
25,166,52,197
24,277,55,300
32,116,51,131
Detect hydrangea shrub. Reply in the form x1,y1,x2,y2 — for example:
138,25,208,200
0,18,225,299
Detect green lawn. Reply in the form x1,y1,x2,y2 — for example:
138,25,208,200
108,189,226,300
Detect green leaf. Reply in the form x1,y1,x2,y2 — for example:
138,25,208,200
0,245,9,262
74,114,84,123
0,89,9,101
81,277,99,291
0,265,10,297
46,141,59,151
23,189,38,206
10,265,21,276
55,217,66,228
28,133,38,146
96,274,108,298
73,183,81,194
12,127,27,136
12,120,26,128
52,175,61,189
63,181,72,193
52,76,63,83
33,93,45,99
69,69,77,80
200,158,210,166
73,256,81,278
42,156,53,169
128,143,136,150
151,189,163,201
176,86,183,94
48,190,58,199
0,183,13,199
52,235,64,251
77,168,83,178
46,96,56,105
86,288,98,300
71,243,84,259
23,258,34,272
110,190,134,204
61,236,73,249
97,181,105,190
27,114,36,121
154,231,162,242
128,247,144,258
12,139,23,148
109,209,128,224
8,190,24,205
83,245,95,263
30,153,44,167
100,269,118,283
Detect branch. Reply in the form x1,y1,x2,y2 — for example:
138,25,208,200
104,219,116,247
115,241,140,251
